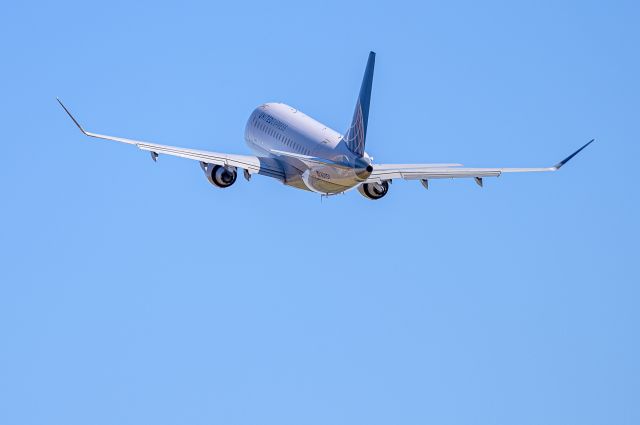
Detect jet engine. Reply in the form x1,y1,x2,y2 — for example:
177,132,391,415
203,163,237,188
358,181,389,200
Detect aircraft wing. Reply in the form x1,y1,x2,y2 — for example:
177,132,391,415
366,140,594,186
57,99,285,180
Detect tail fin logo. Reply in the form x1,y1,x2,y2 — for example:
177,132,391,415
342,51,375,157
344,102,365,156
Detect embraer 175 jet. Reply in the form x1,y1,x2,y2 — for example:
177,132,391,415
58,51,593,200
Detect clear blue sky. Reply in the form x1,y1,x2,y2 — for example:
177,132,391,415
1,1,639,424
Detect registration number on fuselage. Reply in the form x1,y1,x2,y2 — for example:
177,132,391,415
315,170,331,180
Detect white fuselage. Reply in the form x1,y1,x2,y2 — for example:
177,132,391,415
244,103,371,194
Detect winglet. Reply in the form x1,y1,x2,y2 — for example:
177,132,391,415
57,98,88,135
553,139,594,170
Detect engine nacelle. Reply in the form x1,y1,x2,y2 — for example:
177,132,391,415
358,181,389,200
204,164,237,188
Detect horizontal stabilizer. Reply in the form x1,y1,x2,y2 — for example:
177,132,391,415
269,149,354,169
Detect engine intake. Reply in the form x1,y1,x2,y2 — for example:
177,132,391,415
358,181,389,200
204,164,237,188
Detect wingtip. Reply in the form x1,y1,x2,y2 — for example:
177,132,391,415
554,139,594,170
56,98,87,134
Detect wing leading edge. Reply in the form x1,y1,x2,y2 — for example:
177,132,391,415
366,140,594,184
57,99,285,180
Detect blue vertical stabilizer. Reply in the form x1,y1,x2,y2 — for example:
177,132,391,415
343,51,375,157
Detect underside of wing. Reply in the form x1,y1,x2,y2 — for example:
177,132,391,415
366,140,594,185
57,99,285,181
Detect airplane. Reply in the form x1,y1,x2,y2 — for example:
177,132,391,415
58,51,593,200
